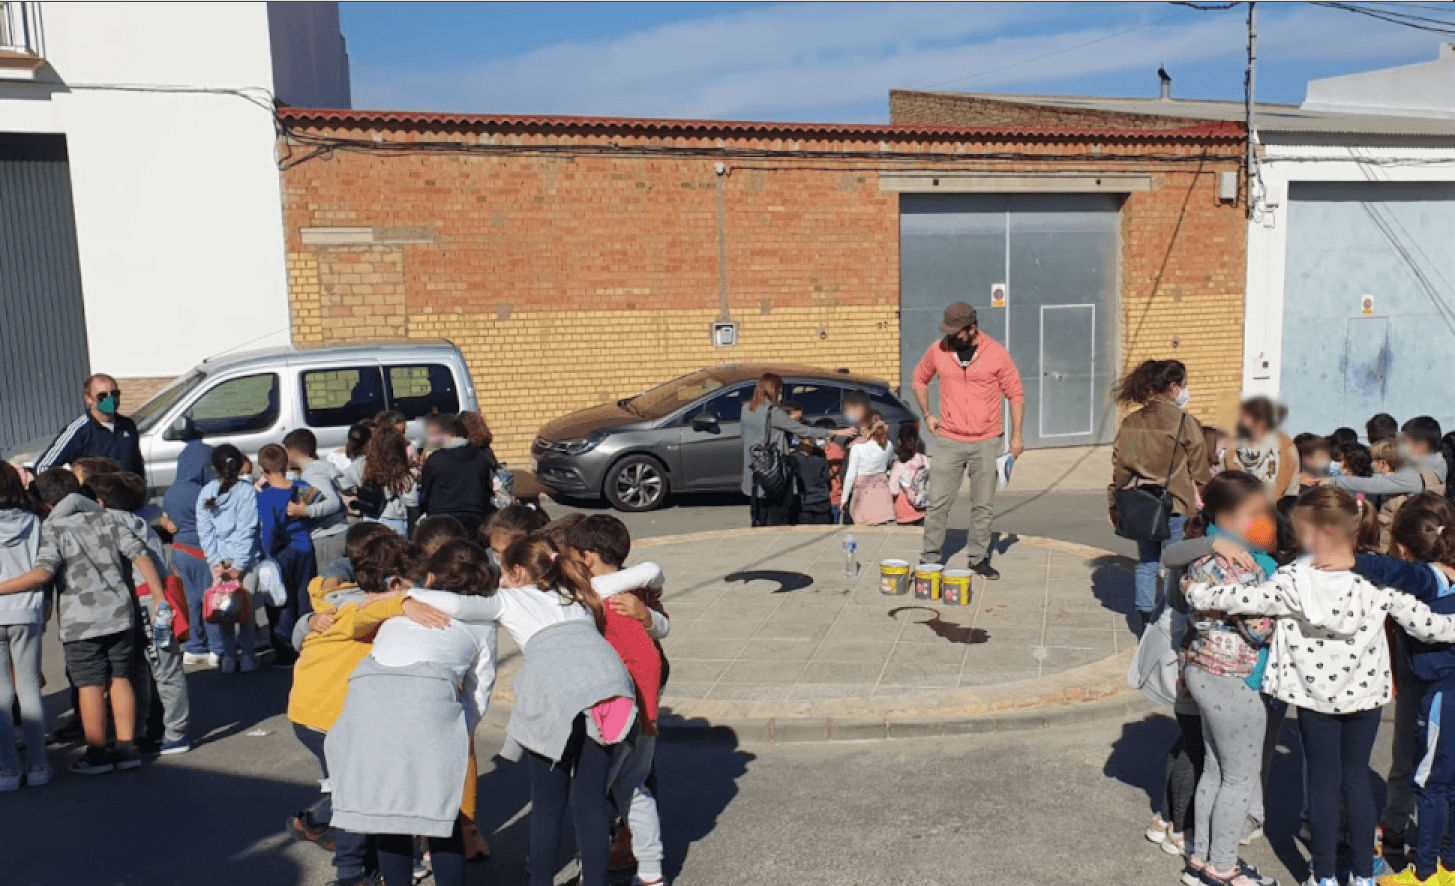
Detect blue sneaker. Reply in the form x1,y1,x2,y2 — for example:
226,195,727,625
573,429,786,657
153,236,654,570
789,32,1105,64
158,739,190,756
1371,855,1392,877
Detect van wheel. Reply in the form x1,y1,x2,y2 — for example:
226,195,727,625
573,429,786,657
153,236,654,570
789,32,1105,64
605,455,669,512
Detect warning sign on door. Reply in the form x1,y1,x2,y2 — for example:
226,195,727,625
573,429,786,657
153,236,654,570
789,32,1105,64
991,283,1007,308
1361,294,1375,316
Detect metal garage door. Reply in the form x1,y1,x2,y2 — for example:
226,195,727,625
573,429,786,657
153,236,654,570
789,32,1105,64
0,134,90,451
1280,181,1455,436
899,194,1120,448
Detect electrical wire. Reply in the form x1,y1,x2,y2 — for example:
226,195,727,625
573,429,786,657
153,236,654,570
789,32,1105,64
1309,1,1455,36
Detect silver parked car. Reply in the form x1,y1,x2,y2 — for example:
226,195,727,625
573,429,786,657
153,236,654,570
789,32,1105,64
5,340,477,494
532,363,918,512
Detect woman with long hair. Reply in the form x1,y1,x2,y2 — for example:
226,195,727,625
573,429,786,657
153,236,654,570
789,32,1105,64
739,373,852,527
354,427,418,536
195,444,263,672
1109,359,1209,625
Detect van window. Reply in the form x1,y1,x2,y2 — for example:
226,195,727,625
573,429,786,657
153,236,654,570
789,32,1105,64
302,367,386,428
385,364,459,419
185,373,279,437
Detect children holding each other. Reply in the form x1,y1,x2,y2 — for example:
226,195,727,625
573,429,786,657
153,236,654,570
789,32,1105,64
1185,486,1455,886
0,467,167,774
257,443,318,665
284,428,350,573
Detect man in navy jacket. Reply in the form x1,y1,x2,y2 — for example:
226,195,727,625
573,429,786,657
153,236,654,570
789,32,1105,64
34,373,145,480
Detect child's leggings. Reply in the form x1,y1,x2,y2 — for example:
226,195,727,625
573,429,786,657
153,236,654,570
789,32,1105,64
1299,706,1382,881
1163,712,1205,832
1413,687,1455,880
527,715,614,886
377,820,464,886
1186,667,1266,871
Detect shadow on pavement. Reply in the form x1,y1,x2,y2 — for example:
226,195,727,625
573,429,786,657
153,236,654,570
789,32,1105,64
1088,553,1138,631
549,491,748,513
888,606,990,645
725,570,814,594
653,720,756,883
1103,712,1178,814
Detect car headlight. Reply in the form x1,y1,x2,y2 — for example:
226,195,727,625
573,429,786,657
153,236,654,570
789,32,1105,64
560,433,605,455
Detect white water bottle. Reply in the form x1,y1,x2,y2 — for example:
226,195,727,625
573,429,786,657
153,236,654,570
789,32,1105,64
154,601,174,651
843,533,859,579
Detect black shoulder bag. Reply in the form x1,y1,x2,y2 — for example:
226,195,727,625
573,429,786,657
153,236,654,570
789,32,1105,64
749,405,791,499
1114,412,1188,543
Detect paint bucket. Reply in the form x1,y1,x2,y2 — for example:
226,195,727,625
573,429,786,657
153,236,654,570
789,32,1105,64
942,569,973,606
879,559,911,596
913,563,943,601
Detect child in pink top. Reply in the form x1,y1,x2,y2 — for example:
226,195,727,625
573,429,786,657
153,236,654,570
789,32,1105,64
889,423,930,525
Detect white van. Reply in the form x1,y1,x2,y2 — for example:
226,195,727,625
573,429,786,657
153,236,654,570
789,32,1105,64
7,340,478,493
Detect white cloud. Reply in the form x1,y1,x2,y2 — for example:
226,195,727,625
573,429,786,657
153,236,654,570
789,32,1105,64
349,2,1438,120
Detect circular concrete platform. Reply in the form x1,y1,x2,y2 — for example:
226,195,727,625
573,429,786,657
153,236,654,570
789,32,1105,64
487,525,1145,735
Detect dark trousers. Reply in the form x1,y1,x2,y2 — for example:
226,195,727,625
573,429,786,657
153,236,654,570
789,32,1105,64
1299,706,1382,880
795,503,833,525
1413,688,1455,879
292,723,373,877
527,717,614,886
378,820,464,886
266,546,317,660
1164,712,1205,832
750,484,793,528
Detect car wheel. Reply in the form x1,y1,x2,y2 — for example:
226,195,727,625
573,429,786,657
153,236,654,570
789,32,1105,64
605,455,669,512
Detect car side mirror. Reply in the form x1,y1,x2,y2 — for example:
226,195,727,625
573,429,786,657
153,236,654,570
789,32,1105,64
691,414,718,432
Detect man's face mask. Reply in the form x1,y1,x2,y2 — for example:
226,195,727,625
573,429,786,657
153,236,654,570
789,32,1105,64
953,327,979,360
93,390,120,416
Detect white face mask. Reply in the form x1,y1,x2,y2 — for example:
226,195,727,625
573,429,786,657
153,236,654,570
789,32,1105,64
1173,387,1191,409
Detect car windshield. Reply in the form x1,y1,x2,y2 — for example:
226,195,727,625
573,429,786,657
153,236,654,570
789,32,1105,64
131,370,205,433
625,369,734,419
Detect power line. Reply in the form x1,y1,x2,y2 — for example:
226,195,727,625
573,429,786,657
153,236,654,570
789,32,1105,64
1309,2,1455,36
920,9,1191,90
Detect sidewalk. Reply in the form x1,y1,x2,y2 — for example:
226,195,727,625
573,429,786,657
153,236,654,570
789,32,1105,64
487,523,1142,736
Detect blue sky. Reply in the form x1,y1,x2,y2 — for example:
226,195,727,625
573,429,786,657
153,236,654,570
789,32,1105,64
340,2,1442,121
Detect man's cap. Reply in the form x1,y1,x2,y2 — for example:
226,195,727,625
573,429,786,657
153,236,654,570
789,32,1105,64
940,302,978,333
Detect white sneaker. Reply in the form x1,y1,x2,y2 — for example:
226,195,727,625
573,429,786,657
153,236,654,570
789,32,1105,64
1145,815,1170,845
25,762,51,787
1162,829,1187,856
183,651,219,668
0,770,20,792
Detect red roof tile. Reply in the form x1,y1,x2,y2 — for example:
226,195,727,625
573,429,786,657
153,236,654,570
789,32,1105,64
276,107,1243,141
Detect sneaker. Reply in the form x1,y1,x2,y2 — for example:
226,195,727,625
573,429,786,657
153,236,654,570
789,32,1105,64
1378,866,1439,885
0,769,20,792
287,814,337,851
1241,818,1265,845
113,746,142,771
1304,879,1337,886
70,750,114,775
239,656,259,673
1201,864,1277,886
325,876,380,886
53,719,83,744
969,559,1000,580
158,739,191,756
1374,856,1394,877
1183,859,1208,886
25,762,52,787
1163,829,1187,856
220,657,239,674
1145,815,1171,845
1235,861,1277,886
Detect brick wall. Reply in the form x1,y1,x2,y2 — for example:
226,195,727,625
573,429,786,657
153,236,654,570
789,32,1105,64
280,111,1246,467
889,90,1210,132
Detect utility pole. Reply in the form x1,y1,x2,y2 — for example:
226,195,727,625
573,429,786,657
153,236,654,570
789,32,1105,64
1244,1,1258,218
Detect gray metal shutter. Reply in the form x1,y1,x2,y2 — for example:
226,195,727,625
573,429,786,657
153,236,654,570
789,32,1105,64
0,134,89,451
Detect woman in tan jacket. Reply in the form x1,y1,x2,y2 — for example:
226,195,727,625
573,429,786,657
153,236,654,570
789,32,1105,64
1109,359,1210,624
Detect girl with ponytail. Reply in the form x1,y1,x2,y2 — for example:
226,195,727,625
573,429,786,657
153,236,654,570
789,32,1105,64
840,410,895,525
195,444,263,672
1185,486,1455,886
408,533,636,886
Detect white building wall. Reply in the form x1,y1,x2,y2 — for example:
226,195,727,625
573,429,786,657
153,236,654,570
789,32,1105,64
1241,143,1455,397
0,1,345,380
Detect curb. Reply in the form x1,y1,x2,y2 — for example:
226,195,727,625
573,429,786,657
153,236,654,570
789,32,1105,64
653,691,1155,744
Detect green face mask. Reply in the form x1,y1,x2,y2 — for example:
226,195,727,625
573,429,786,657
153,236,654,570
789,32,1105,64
96,393,119,416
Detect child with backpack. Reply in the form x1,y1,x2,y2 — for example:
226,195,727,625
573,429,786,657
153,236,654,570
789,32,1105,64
889,423,930,526
196,445,263,674
840,411,894,525
790,435,834,526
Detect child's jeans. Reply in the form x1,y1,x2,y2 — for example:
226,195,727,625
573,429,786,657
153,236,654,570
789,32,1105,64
293,723,373,878
610,729,663,882
131,609,189,745
264,546,316,656
173,546,224,656
0,623,46,772
1135,515,1186,616
1300,705,1382,881
1413,687,1455,879
216,571,262,666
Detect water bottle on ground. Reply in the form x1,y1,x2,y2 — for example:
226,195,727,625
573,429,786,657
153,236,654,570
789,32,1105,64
843,533,859,579
155,601,174,651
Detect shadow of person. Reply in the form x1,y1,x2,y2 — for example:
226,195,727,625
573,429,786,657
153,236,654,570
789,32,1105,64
1088,553,1139,632
942,527,969,563
725,570,814,594
1103,712,1179,814
653,717,756,883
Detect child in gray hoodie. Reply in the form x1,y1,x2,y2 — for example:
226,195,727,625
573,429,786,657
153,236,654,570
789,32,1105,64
0,462,48,790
